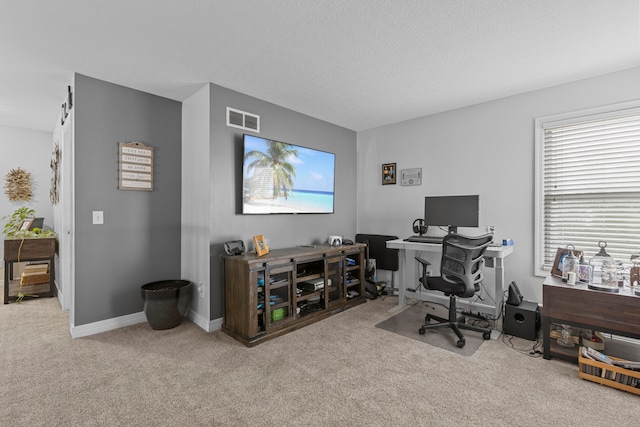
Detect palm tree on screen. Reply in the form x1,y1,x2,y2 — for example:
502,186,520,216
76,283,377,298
244,141,298,199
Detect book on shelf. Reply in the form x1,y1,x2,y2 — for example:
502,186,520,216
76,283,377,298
582,346,640,370
584,346,614,365
613,361,640,371
24,263,49,274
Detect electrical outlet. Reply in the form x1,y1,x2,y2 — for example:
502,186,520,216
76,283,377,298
197,282,204,298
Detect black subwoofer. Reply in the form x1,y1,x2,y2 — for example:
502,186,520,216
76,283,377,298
504,300,539,341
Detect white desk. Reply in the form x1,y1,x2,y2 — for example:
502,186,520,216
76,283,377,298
386,238,514,321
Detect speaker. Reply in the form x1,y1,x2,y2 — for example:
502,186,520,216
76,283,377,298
506,281,523,306
504,300,539,341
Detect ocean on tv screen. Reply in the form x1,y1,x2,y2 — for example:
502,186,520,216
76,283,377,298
243,189,334,214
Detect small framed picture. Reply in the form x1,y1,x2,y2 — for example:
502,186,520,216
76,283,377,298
382,163,396,185
253,234,270,257
19,219,34,231
551,247,582,277
400,168,422,186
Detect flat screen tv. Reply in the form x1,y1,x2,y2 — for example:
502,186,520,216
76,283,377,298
424,195,479,234
242,134,336,214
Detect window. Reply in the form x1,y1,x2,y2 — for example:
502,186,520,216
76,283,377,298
534,101,640,276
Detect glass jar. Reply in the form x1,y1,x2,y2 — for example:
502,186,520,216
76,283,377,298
630,257,640,289
589,241,612,285
577,254,592,284
588,241,620,292
561,244,578,281
602,262,619,288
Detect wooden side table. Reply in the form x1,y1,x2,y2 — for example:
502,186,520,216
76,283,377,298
3,238,56,304
542,274,640,361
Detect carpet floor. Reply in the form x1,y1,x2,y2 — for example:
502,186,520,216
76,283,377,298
2,294,640,426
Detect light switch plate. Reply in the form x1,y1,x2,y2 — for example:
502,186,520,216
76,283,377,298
92,211,104,225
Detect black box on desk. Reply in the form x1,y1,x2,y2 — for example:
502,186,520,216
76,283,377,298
504,300,539,341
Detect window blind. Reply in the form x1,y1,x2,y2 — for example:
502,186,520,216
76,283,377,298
541,109,640,268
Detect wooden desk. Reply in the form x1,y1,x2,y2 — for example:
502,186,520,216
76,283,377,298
542,275,640,361
3,238,56,304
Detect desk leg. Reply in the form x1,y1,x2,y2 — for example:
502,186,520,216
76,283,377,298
3,261,8,304
542,315,550,359
47,257,55,298
494,257,506,319
389,249,408,313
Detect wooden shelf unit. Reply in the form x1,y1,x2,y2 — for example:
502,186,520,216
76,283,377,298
3,238,56,304
223,244,366,346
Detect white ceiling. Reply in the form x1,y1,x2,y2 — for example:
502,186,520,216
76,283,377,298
1,1,639,133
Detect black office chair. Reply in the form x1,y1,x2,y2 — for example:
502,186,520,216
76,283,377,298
416,232,493,348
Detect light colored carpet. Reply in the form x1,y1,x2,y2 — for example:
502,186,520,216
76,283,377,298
375,302,486,356
1,295,639,426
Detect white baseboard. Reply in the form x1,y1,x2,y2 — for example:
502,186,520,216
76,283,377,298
209,317,223,332
70,310,223,338
70,311,147,338
188,308,222,332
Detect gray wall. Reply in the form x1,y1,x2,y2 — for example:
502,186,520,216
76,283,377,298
207,83,358,320
73,74,182,326
357,66,640,304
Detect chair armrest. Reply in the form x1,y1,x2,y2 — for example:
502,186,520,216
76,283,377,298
414,256,431,267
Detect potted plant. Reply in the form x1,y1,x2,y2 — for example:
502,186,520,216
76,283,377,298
2,207,55,239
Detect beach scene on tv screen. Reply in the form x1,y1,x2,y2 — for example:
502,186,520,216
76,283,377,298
243,135,335,214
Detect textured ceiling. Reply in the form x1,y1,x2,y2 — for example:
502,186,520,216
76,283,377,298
0,0,638,133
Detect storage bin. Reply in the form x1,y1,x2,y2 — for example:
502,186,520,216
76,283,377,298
578,347,640,396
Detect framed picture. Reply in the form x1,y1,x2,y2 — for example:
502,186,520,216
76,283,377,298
253,234,270,257
382,163,396,185
400,168,422,186
551,247,582,277
19,219,34,231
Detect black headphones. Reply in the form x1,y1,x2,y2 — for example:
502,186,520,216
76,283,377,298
412,218,427,235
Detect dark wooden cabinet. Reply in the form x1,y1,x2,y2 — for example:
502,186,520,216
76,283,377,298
3,238,56,304
223,244,366,346
542,275,640,362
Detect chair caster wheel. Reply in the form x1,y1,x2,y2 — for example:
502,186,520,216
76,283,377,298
457,339,465,348
483,331,491,340
419,328,425,335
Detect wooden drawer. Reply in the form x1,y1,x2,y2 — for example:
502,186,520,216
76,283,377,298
4,238,56,261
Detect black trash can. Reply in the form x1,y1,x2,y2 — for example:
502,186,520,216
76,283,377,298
141,280,193,330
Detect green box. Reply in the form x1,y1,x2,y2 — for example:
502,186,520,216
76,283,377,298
271,307,286,322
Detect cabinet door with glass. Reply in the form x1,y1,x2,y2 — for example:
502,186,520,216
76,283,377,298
343,248,365,300
262,262,293,332
325,254,344,306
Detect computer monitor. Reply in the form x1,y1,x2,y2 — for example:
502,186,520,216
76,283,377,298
424,195,479,234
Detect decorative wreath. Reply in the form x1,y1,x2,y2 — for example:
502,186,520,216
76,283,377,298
50,143,61,205
4,167,33,202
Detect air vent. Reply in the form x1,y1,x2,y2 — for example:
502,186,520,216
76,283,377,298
226,107,260,133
